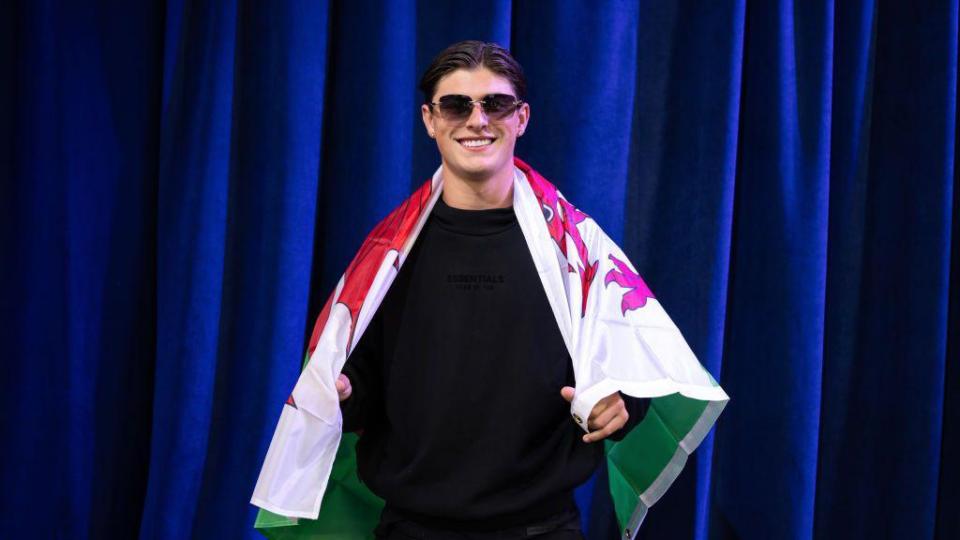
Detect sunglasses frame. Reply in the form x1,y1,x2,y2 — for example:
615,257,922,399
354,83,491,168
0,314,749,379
428,93,523,121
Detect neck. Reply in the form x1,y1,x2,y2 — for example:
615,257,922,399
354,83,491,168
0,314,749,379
440,162,515,210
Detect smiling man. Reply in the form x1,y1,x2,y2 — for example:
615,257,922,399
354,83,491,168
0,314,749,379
420,62,527,210
252,41,728,540
334,42,645,540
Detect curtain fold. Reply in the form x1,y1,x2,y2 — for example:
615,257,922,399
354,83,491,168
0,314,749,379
141,2,239,538
188,1,331,538
1,1,162,538
1,1,957,539
816,1,957,537
711,2,834,538
620,2,746,538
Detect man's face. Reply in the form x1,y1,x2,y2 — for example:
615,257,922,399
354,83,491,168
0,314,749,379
421,67,530,183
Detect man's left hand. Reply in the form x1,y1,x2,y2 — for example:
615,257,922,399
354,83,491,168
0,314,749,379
560,387,629,443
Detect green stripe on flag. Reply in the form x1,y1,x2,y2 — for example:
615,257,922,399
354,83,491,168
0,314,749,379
650,393,710,443
606,447,641,531
604,394,710,534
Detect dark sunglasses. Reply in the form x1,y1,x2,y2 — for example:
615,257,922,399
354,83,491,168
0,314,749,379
428,93,523,121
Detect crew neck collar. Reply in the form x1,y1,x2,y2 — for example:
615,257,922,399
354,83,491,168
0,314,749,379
431,196,516,236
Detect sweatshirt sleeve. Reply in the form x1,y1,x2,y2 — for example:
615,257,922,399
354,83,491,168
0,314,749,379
339,307,384,433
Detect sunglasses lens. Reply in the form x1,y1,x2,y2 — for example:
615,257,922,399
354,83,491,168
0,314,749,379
483,94,517,117
434,94,519,120
437,95,473,119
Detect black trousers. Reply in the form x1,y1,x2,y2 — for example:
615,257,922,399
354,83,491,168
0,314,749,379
375,507,584,540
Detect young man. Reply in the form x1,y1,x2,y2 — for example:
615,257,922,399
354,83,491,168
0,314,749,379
252,41,727,540
334,41,648,539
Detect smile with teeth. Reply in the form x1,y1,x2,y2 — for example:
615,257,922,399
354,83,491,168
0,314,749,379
458,137,495,148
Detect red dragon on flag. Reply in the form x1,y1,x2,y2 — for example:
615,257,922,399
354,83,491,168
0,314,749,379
286,179,434,409
518,159,598,318
604,253,655,315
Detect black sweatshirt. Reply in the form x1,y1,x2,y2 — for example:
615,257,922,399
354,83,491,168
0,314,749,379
340,196,649,530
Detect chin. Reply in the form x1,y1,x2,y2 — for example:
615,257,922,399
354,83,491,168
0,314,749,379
459,165,499,182
453,155,509,181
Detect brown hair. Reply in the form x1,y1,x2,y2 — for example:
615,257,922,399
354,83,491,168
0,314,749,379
419,40,527,104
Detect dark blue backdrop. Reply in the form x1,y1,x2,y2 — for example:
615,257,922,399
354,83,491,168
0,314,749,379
1,1,957,539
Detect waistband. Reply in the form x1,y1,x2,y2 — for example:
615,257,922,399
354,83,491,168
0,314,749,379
376,494,580,537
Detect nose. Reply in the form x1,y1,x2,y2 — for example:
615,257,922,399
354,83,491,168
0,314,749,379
465,101,489,129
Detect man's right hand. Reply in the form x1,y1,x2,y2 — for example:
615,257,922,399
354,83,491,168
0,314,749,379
335,373,352,401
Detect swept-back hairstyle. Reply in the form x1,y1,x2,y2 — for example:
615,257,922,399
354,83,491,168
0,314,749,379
419,40,527,104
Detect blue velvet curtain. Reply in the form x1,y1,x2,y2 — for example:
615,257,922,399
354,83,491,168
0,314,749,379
2,1,957,539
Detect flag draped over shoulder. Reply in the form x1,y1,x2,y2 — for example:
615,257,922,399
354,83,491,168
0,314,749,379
251,158,729,539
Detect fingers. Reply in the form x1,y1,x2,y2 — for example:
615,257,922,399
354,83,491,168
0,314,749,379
336,373,352,401
588,398,625,431
583,407,628,443
561,388,628,443
582,392,629,443
587,393,616,422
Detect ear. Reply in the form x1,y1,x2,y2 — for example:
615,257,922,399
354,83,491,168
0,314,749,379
421,104,436,138
517,102,531,136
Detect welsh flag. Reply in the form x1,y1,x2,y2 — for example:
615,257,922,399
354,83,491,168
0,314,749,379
251,158,728,539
